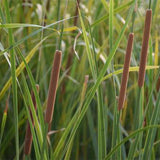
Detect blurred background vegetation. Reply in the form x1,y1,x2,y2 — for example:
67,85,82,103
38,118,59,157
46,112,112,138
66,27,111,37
0,0,159,159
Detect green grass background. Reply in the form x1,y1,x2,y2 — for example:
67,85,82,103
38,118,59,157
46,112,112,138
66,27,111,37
0,0,160,159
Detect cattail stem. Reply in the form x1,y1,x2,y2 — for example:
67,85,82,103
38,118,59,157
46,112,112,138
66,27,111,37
118,33,134,110
24,85,39,155
45,50,62,124
138,9,152,88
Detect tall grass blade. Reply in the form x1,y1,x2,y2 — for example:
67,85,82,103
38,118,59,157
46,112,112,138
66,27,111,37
24,85,39,155
4,1,19,159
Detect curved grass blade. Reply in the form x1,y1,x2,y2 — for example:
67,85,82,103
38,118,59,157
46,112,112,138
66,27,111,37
0,16,78,57
102,66,159,81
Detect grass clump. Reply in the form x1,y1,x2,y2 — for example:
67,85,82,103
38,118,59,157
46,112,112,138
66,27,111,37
0,0,159,160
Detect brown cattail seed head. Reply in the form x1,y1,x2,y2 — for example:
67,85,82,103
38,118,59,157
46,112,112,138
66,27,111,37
138,9,152,87
118,33,134,110
24,85,39,155
45,50,62,124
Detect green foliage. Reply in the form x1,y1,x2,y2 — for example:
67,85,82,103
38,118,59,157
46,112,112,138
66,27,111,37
0,0,159,159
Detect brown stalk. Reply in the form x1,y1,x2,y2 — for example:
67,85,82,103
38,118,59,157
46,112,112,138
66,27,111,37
45,50,62,124
24,85,39,155
118,33,134,110
138,9,152,88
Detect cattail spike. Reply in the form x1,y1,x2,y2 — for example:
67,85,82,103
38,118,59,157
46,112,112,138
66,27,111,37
118,33,134,110
24,85,39,155
138,9,152,87
45,50,62,124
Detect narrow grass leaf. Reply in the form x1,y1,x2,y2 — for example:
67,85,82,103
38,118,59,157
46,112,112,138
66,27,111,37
24,85,39,155
4,1,19,159
103,66,159,81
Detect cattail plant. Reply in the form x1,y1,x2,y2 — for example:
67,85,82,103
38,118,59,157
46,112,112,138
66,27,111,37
45,50,62,124
24,85,39,155
118,33,134,110
138,9,152,88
